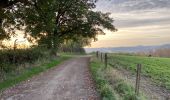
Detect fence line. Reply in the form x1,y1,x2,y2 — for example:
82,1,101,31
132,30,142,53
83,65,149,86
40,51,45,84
95,51,142,95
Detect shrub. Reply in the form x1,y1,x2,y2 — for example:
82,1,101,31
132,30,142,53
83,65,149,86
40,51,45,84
0,47,48,73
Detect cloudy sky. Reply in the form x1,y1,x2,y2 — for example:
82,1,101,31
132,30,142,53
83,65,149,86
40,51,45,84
89,0,170,48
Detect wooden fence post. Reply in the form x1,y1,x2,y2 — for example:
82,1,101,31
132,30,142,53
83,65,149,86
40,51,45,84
96,51,99,58
100,52,103,62
105,53,107,68
135,64,142,95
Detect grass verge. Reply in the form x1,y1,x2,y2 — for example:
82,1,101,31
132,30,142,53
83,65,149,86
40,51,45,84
0,56,71,91
90,57,146,100
90,58,116,100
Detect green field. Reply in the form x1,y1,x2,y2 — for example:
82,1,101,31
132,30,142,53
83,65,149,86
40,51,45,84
108,54,170,90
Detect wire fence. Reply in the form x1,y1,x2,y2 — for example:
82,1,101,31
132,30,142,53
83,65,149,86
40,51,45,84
95,51,142,95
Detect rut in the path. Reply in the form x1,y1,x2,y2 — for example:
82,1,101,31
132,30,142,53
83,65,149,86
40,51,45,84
0,57,100,100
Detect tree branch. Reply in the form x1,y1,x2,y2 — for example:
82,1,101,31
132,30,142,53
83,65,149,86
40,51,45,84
0,0,29,9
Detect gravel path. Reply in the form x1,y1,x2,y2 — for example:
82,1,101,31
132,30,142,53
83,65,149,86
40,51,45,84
0,56,99,100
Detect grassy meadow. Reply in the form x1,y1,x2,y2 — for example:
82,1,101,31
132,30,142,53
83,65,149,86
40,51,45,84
108,54,170,90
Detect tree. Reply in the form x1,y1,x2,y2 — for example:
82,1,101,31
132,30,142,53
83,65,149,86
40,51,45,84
0,0,30,40
0,0,116,50
59,36,92,53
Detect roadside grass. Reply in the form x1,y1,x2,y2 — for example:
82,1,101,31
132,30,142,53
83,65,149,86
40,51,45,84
108,54,170,90
0,56,71,91
90,59,117,100
90,57,146,100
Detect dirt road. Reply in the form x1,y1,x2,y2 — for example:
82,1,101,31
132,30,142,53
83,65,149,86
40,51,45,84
0,56,99,100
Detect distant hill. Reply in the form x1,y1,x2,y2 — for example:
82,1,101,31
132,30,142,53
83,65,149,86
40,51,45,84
85,44,170,53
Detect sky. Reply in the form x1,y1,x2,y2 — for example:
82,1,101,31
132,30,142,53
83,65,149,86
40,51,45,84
2,30,32,48
88,0,170,48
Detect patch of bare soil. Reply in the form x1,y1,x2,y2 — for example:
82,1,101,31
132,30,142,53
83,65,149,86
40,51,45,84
108,67,170,100
0,56,99,100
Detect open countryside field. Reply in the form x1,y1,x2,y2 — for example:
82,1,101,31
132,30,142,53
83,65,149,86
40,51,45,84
108,54,170,90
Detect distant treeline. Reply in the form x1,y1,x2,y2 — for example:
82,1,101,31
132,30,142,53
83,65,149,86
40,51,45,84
137,48,170,58
59,43,85,54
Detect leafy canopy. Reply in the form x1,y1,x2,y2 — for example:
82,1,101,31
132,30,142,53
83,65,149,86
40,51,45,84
0,0,116,49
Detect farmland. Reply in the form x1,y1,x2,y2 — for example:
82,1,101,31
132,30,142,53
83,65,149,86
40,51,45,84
108,54,170,90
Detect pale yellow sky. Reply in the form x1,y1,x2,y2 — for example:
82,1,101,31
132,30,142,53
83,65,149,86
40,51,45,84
87,0,170,48
2,30,33,48
89,31,170,48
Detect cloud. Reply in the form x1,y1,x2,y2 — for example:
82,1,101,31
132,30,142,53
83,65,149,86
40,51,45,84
96,0,170,12
95,0,170,29
110,8,170,29
89,0,170,47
